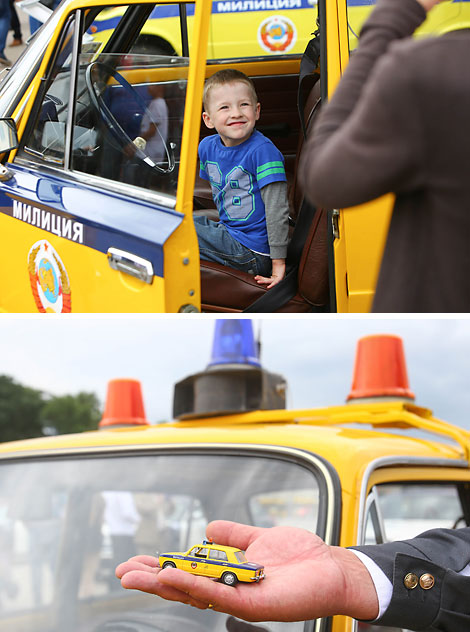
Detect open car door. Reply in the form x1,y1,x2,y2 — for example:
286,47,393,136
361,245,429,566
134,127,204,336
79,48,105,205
0,0,206,313
329,0,470,312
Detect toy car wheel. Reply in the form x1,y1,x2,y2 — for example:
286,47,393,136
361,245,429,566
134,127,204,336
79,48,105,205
162,561,177,569
221,572,238,586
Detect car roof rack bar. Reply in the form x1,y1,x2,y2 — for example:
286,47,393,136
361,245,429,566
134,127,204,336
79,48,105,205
176,401,470,461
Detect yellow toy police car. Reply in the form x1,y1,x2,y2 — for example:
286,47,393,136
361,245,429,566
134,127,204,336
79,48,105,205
159,539,265,584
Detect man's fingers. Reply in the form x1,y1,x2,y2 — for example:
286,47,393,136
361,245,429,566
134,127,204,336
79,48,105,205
120,569,210,609
126,554,159,567
158,567,249,612
116,556,158,578
121,567,257,617
206,520,264,550
158,566,226,600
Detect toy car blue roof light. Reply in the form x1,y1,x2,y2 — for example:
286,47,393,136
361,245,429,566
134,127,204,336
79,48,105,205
207,320,261,368
173,319,286,420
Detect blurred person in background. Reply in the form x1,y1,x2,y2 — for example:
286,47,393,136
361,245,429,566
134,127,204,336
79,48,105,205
299,0,470,313
9,0,22,46
0,0,11,65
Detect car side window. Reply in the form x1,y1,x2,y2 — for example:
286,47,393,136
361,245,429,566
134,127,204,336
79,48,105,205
376,482,465,541
195,547,209,558
365,482,466,545
16,4,189,202
17,14,77,166
209,549,228,561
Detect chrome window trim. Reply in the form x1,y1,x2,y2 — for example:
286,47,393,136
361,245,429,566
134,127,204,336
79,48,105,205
64,9,84,170
363,485,387,544
356,455,468,545
12,158,178,209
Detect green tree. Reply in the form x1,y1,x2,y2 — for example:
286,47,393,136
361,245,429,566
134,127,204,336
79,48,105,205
41,392,101,435
0,375,45,442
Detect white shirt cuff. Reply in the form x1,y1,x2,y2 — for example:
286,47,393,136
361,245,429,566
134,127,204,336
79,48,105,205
349,549,392,620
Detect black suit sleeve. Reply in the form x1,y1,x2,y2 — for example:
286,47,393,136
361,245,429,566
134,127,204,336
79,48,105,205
352,528,470,631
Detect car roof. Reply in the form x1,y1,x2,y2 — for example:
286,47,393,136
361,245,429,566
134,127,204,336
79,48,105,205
192,543,242,553
1,401,468,486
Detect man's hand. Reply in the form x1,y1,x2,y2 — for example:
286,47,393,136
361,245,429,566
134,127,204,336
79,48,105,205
116,521,379,623
254,259,285,289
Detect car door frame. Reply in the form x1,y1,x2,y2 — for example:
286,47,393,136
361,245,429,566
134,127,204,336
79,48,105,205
323,0,394,313
0,0,211,313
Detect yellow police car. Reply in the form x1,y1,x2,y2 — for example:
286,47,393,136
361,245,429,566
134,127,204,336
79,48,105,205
0,321,469,632
1,0,468,312
159,539,265,584
90,1,318,58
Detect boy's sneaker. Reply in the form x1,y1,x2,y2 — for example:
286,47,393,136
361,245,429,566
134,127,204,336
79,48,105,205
0,56,11,66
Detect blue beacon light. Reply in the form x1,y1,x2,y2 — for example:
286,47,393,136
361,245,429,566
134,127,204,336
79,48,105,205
172,319,286,419
208,320,261,368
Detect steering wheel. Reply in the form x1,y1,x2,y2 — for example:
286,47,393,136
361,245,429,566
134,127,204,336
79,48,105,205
452,515,466,529
85,61,175,174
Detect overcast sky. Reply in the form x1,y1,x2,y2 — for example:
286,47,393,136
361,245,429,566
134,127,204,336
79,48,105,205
1,316,469,430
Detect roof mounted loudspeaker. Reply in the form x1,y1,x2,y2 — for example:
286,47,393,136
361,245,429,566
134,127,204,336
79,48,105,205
99,378,149,428
347,334,415,403
173,320,287,420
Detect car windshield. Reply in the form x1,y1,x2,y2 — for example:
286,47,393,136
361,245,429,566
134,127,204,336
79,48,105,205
234,550,248,564
0,451,323,632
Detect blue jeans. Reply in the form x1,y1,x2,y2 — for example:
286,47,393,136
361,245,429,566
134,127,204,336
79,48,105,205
0,0,11,58
194,215,271,276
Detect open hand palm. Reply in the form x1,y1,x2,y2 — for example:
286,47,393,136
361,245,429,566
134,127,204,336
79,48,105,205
116,521,346,622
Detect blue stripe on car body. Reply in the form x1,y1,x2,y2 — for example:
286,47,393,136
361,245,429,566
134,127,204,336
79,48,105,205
0,164,182,278
91,0,314,34
162,553,263,571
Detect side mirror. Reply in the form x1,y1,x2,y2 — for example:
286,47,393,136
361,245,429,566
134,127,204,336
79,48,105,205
0,118,19,153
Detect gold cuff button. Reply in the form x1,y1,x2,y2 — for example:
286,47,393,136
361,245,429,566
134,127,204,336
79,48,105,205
419,573,435,590
404,573,418,589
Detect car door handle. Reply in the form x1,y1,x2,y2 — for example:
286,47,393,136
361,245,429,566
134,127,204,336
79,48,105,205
107,248,154,284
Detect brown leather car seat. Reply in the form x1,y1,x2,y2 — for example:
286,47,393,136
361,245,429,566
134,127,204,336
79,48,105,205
198,79,329,313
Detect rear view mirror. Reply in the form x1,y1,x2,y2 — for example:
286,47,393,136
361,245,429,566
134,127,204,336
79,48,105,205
0,118,19,153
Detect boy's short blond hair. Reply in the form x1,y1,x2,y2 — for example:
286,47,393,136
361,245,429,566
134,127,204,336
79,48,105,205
203,69,258,112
